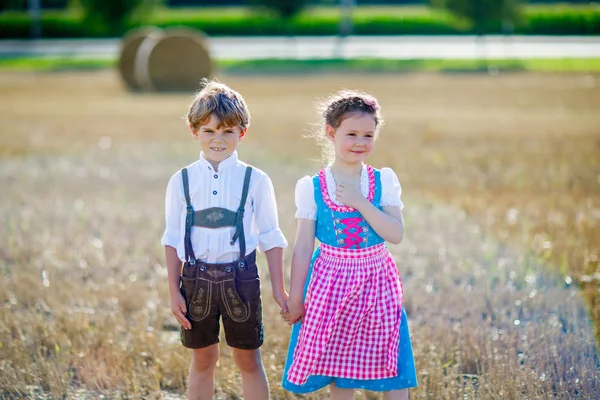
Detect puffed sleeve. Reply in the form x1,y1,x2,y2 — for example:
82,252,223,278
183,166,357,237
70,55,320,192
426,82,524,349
380,167,404,210
251,171,288,251
161,171,184,248
295,176,317,220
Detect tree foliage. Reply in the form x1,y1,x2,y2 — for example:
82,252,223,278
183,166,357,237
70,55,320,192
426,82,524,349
249,0,309,20
432,0,525,34
78,0,159,34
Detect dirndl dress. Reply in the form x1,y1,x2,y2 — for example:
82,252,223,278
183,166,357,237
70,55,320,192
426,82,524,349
282,165,418,394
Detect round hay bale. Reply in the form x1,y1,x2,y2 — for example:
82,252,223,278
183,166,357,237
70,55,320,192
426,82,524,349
141,28,213,92
118,27,164,91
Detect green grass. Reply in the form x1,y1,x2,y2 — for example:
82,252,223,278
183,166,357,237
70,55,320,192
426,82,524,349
1,57,600,74
0,57,116,71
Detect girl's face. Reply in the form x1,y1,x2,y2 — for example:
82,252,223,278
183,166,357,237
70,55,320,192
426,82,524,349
327,113,376,165
191,113,246,168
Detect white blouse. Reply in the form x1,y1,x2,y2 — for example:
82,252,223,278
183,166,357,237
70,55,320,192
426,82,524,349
161,151,288,263
295,165,404,220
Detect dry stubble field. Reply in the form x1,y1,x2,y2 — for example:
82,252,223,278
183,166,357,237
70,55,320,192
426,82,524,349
0,70,599,399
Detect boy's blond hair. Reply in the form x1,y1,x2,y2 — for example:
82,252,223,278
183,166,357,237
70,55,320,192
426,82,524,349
186,79,250,131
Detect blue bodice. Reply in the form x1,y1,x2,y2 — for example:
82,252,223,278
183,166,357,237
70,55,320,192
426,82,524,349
313,167,385,248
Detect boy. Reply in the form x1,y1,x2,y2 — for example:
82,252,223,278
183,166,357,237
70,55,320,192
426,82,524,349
161,79,288,400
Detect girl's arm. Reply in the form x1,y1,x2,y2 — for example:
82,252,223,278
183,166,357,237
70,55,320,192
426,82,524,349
335,183,404,244
356,202,404,245
286,218,316,324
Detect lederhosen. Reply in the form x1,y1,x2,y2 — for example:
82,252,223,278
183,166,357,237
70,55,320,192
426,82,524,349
179,166,264,350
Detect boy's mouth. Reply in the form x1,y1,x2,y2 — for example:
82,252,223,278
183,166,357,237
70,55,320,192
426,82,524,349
210,147,226,152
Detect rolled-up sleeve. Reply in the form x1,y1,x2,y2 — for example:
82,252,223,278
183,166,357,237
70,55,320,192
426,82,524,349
294,176,317,220
253,172,288,252
161,171,184,248
380,167,404,210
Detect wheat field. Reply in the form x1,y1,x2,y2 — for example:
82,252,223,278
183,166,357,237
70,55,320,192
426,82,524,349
0,70,599,399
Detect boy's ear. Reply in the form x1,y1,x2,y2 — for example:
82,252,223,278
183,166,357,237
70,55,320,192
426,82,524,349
189,124,198,140
238,127,248,141
325,124,336,141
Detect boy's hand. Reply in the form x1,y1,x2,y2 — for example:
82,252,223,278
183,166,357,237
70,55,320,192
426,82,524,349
171,292,191,330
283,296,305,325
273,289,289,314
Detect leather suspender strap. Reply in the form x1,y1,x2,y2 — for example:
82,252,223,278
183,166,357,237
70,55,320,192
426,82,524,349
230,166,253,267
181,168,197,264
181,166,252,267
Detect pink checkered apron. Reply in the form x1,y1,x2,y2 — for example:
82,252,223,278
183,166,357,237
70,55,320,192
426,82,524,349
287,242,403,385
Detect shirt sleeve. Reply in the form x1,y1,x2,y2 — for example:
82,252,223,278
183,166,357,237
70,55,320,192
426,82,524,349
161,171,184,248
294,175,317,220
380,167,404,210
252,172,288,252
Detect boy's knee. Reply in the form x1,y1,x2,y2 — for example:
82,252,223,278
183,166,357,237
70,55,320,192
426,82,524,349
191,348,219,374
233,350,263,374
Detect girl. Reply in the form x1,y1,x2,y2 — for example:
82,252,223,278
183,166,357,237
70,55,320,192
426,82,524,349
281,90,417,399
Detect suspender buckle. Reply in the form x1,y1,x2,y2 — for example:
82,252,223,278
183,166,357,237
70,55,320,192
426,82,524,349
186,206,193,215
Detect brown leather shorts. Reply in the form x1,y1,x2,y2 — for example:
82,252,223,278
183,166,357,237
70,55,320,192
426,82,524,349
179,251,263,350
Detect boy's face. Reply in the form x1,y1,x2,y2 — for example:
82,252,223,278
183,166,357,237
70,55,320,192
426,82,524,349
191,114,246,167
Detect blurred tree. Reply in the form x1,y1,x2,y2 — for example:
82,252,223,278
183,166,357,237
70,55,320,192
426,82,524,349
77,0,161,35
249,0,309,20
431,0,525,35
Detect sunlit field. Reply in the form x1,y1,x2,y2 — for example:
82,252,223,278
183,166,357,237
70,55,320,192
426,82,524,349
0,70,598,399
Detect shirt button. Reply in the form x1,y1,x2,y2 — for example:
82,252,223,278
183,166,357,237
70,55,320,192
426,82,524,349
214,174,218,179
213,190,217,195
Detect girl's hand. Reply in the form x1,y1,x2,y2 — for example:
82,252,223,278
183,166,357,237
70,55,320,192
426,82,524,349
283,297,305,325
170,292,191,330
335,182,366,209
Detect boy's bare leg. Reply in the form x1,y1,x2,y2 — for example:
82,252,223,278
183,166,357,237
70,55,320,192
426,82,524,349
188,344,219,400
232,348,269,400
330,384,354,400
384,389,409,400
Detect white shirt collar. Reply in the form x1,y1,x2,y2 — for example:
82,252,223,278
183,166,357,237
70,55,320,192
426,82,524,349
199,151,239,172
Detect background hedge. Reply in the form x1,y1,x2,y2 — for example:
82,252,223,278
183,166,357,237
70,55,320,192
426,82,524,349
0,5,598,38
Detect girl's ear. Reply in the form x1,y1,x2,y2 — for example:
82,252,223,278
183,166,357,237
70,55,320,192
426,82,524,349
238,127,248,141
325,124,336,141
189,124,199,140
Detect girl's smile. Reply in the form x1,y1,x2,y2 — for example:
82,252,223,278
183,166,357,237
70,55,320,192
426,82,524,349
327,113,376,166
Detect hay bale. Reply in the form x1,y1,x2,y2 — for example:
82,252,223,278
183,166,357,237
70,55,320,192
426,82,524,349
139,28,213,92
118,27,164,91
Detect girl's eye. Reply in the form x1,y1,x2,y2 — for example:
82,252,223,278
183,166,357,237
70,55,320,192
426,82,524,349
225,131,234,134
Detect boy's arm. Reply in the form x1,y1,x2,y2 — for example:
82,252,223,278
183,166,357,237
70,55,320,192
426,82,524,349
165,245,191,330
252,172,289,310
161,172,190,329
285,218,316,324
264,247,287,311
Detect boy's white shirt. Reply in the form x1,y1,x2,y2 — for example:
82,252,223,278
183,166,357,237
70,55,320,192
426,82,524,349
161,151,288,263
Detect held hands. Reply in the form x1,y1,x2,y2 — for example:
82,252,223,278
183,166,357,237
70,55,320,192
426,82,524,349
171,292,191,330
281,296,305,325
335,182,367,210
272,288,289,316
